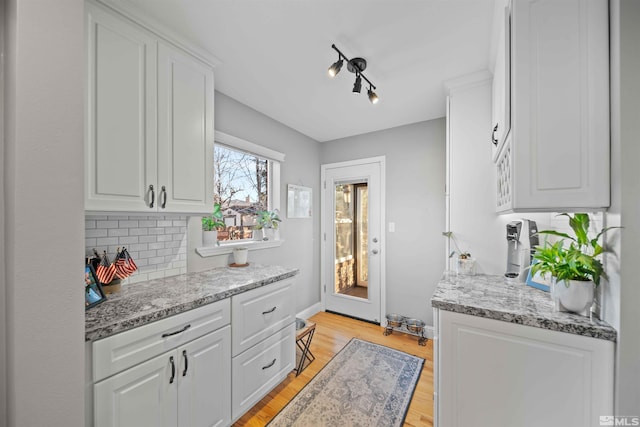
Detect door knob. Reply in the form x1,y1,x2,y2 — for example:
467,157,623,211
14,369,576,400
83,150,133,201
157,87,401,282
372,249,379,255
372,237,378,243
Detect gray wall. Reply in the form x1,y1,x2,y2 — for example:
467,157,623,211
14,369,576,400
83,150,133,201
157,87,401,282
608,0,640,413
3,0,85,426
188,91,322,313
321,120,446,326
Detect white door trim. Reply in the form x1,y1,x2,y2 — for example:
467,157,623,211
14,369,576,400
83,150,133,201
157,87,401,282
320,156,386,324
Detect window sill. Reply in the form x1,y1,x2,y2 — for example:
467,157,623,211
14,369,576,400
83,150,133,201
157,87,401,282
195,239,284,258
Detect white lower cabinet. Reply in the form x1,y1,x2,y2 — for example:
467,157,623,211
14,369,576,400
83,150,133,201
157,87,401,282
95,325,231,427
232,324,295,420
434,309,614,427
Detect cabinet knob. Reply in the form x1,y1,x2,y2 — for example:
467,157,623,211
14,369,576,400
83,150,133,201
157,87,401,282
160,185,167,209
149,185,155,208
169,356,176,384
492,124,499,146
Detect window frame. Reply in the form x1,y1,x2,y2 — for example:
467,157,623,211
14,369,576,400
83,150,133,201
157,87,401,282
196,131,284,257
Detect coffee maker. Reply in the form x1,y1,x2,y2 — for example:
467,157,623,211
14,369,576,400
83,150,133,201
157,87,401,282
505,219,539,281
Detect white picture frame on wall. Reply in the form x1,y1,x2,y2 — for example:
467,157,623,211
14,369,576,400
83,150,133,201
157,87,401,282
287,184,312,218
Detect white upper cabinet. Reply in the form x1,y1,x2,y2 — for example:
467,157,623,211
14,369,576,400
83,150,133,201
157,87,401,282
491,5,511,161
494,0,610,212
85,2,214,214
157,43,214,213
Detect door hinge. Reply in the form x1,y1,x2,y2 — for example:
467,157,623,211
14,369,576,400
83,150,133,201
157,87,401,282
323,181,326,189
323,232,326,241
324,284,326,293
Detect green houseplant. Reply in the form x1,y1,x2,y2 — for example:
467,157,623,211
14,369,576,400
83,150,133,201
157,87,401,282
255,209,281,240
530,213,619,316
202,204,225,246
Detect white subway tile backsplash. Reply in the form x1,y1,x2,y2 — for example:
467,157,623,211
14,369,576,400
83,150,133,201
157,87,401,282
96,220,119,228
118,220,139,228
108,228,129,237
86,214,188,287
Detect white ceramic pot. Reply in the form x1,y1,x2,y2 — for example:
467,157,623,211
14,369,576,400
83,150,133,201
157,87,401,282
202,230,218,247
552,279,594,316
233,247,249,265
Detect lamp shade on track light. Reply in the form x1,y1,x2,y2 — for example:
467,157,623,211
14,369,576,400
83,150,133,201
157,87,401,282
352,74,362,93
368,87,379,104
328,44,378,104
328,59,343,77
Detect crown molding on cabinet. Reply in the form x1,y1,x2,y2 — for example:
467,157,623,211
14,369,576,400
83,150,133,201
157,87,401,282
94,0,222,68
443,70,493,94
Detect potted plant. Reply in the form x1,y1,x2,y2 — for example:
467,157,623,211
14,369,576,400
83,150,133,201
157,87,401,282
255,209,282,240
442,231,475,276
201,204,225,247
530,213,619,316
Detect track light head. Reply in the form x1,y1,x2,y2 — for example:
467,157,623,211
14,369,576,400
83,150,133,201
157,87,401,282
328,59,343,77
353,74,362,93
368,87,379,104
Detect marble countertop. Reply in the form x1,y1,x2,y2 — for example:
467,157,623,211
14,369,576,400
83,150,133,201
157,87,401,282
85,264,298,342
431,273,617,342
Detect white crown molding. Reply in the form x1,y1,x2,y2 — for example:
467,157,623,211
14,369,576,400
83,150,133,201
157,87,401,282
443,69,493,94
94,0,222,68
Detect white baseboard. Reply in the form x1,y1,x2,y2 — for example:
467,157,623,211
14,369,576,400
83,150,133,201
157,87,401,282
296,302,323,321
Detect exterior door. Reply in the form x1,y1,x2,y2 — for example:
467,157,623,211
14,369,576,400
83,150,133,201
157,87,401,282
321,157,384,324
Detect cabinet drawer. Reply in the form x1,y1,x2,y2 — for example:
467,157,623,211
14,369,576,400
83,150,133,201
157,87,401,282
231,279,295,356
232,323,295,421
93,298,230,382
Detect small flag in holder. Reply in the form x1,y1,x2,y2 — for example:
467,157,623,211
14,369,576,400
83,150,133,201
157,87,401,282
115,247,137,279
95,251,116,284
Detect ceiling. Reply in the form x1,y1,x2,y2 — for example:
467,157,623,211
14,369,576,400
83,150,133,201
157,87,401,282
111,0,498,142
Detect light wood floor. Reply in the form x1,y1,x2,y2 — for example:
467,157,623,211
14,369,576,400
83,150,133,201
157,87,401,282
233,311,434,427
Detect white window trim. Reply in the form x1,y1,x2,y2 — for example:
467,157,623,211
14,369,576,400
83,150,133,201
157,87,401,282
195,239,284,258
195,131,284,257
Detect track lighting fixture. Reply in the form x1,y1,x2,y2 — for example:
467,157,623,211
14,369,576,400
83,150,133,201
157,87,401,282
352,74,362,93
328,44,379,104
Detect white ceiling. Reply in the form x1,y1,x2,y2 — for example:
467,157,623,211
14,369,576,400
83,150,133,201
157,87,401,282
112,0,497,142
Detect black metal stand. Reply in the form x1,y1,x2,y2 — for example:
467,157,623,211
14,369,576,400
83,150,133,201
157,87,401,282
383,322,427,346
295,321,316,376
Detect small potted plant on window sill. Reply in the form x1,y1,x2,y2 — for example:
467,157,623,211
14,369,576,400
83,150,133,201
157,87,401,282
202,203,225,247
530,213,620,316
255,209,282,241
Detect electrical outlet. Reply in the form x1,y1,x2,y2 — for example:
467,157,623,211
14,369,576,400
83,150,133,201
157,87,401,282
388,222,395,233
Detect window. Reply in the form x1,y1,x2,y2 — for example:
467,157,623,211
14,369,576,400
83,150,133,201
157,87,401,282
211,131,283,243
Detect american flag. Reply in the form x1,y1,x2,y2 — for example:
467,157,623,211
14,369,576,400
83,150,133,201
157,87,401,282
115,248,137,279
95,251,116,284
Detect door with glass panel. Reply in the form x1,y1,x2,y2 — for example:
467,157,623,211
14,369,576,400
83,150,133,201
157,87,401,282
322,159,383,323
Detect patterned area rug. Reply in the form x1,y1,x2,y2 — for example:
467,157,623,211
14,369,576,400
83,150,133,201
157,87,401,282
268,338,424,427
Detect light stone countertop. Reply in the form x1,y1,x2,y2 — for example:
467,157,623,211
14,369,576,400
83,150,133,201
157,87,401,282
85,264,299,342
431,272,617,341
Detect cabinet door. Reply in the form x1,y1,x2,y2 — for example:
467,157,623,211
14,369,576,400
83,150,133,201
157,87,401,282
231,278,295,356
85,3,157,212
232,324,295,421
437,310,613,427
509,0,609,211
491,5,511,161
178,326,231,427
157,42,214,214
94,352,178,427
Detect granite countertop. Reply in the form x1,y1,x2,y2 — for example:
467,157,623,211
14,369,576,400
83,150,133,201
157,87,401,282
431,273,617,342
85,264,299,342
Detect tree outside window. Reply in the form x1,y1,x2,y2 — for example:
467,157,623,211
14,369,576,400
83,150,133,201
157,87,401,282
213,144,269,241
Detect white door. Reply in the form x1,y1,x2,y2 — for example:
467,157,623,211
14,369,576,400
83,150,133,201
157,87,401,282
157,42,214,213
178,326,231,427
321,157,385,323
94,351,177,427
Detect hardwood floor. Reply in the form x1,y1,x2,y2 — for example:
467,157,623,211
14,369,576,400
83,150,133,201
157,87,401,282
232,311,434,426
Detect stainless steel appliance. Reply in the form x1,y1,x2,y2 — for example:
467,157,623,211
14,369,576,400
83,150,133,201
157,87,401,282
505,219,538,281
